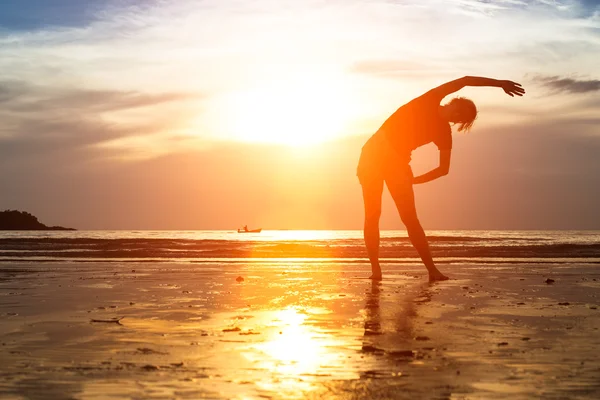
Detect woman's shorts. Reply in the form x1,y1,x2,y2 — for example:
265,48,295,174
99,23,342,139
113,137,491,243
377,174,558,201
357,131,413,187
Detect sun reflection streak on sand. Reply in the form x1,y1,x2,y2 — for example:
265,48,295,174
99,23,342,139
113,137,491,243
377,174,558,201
257,309,318,369
243,307,352,394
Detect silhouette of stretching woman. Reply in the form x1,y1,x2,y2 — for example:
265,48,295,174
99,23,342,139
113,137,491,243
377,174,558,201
357,76,525,282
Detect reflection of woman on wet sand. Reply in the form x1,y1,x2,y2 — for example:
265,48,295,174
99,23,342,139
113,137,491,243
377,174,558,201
363,282,382,339
361,282,430,354
357,76,525,282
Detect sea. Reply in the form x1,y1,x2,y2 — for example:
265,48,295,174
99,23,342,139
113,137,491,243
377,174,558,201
1,230,600,264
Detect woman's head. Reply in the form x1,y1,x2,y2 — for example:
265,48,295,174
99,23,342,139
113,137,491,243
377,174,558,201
444,97,477,132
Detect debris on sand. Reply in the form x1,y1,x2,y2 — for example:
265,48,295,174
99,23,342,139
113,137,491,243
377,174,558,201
497,342,509,346
414,336,430,341
239,330,261,335
387,350,415,358
558,302,570,306
362,370,387,378
545,278,555,284
136,348,168,355
223,327,241,332
90,317,124,325
141,365,160,371
236,276,244,282
361,345,384,353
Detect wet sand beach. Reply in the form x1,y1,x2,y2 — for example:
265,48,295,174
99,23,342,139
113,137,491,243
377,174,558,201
1,260,600,399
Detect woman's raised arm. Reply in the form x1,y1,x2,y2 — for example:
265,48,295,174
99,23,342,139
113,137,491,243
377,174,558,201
432,76,525,98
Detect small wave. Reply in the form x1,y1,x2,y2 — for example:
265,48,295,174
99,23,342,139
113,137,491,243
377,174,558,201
0,237,599,260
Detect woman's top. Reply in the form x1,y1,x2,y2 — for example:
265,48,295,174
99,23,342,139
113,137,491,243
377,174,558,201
372,88,452,164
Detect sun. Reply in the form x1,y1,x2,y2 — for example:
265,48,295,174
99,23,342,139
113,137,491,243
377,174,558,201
215,73,357,147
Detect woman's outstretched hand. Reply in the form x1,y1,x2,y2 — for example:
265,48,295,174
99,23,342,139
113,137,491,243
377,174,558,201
501,80,525,97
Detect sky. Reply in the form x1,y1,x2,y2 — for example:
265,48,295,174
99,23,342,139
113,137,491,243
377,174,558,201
1,0,600,230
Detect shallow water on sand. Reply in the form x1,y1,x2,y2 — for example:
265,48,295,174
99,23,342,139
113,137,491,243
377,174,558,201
2,230,600,262
1,260,600,399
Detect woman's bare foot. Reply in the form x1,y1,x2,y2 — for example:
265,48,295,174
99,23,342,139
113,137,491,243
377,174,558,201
428,271,449,282
369,266,382,281
369,273,382,281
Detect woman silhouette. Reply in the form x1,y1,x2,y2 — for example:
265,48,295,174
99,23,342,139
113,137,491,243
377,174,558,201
357,76,525,281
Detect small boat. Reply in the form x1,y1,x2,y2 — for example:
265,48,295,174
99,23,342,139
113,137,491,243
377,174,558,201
237,228,262,233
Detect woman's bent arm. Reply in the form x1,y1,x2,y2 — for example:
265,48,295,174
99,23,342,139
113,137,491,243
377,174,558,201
413,150,451,185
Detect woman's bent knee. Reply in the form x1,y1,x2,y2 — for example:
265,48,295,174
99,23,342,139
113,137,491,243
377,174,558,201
401,213,420,228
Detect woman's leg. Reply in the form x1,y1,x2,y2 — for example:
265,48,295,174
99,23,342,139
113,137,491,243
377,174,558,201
386,175,448,282
360,178,384,280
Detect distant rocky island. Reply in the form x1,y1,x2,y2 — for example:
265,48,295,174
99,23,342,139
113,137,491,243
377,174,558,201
0,210,75,231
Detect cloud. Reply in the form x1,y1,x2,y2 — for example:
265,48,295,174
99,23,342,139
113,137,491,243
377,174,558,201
0,80,202,166
0,0,108,31
577,0,600,13
533,75,600,93
0,1,154,32
0,81,195,114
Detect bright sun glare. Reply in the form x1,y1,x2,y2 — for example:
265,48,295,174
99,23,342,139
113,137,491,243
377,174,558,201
215,72,357,147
